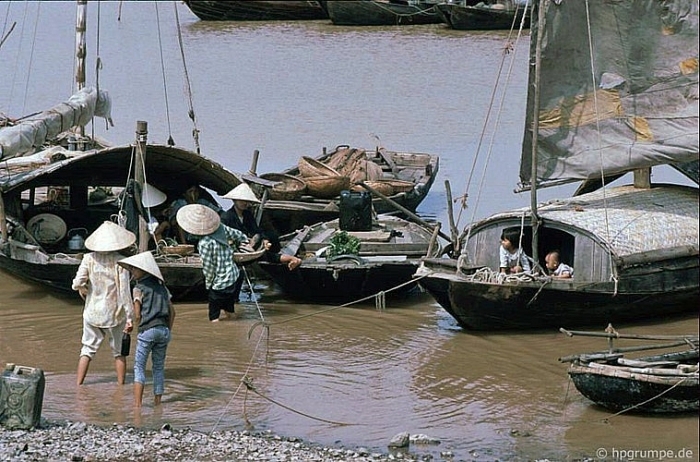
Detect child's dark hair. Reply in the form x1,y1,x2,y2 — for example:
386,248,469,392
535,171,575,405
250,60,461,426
501,228,523,249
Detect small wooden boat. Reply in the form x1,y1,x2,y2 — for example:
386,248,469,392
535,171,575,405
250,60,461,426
256,145,439,236
436,0,530,30
560,328,699,414
321,0,444,26
183,0,329,21
256,214,442,303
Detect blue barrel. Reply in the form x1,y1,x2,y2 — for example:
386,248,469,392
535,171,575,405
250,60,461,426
0,364,45,430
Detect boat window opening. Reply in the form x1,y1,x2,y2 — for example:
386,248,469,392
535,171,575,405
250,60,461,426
501,225,575,273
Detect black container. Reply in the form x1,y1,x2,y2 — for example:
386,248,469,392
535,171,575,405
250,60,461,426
339,190,372,232
0,364,45,430
120,333,131,357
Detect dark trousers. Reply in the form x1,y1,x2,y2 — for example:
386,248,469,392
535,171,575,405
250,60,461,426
208,284,236,321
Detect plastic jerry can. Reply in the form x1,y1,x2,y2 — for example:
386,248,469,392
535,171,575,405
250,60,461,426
0,364,45,430
339,190,372,232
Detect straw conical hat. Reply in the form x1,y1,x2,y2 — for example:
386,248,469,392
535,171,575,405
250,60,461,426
118,251,164,281
222,183,260,203
142,183,167,208
176,204,220,236
85,221,136,252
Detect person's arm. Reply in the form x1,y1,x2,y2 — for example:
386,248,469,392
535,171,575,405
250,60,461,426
498,246,508,273
168,303,176,330
72,256,91,299
520,251,531,272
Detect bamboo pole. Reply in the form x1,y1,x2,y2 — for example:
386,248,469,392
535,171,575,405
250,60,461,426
560,327,699,342
357,181,451,242
558,340,697,363
444,180,460,254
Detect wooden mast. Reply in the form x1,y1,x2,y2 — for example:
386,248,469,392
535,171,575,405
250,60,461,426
75,0,87,138
135,121,149,252
529,0,546,268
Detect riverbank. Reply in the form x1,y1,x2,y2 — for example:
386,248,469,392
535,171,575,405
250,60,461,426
0,419,417,462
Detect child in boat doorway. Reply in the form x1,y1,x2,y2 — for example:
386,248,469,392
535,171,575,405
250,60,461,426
499,228,531,274
545,250,573,278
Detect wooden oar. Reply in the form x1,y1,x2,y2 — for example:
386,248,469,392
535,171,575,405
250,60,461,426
558,340,696,363
280,225,313,257
357,181,451,242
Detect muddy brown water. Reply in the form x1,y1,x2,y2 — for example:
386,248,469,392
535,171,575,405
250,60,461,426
1,2,697,460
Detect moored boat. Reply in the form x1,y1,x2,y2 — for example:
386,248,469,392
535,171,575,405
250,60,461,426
183,0,329,21
436,0,530,30
256,145,439,236
560,328,699,414
257,213,443,303
321,0,444,26
416,0,699,331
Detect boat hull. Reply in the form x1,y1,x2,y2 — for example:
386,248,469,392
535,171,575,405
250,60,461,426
436,3,530,30
183,0,328,21
258,259,420,303
324,1,443,26
568,364,699,413
418,266,699,330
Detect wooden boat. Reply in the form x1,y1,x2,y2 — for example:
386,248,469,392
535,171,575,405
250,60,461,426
182,0,329,21
255,145,439,236
257,214,443,303
560,328,699,414
436,0,530,30
416,0,699,330
320,0,444,26
0,135,250,301
0,2,250,301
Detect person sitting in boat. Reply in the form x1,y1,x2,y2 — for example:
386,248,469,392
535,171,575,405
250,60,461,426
545,250,573,279
499,228,531,274
169,183,221,245
220,183,302,271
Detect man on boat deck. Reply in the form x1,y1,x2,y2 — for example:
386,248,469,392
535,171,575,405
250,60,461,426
72,221,136,386
499,228,531,274
176,204,248,322
220,183,302,302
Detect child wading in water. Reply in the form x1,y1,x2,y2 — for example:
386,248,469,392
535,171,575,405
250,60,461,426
499,228,531,274
118,251,175,408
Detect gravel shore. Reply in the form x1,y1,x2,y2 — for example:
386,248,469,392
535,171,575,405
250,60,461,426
0,419,434,462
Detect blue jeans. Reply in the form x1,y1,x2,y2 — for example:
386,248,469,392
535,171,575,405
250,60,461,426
134,325,171,396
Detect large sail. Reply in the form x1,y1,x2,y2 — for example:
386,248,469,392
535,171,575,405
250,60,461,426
0,86,112,160
520,0,699,188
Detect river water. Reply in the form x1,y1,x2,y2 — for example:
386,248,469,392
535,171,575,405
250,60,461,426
0,3,697,461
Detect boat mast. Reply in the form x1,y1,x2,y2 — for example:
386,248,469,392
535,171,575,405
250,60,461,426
135,121,150,252
75,0,87,137
529,0,546,268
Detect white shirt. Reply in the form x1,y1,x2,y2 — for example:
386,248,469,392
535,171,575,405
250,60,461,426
499,246,531,272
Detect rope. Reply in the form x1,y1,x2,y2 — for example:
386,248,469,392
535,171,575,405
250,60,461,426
154,2,174,146
21,2,41,115
92,1,102,139
173,2,200,153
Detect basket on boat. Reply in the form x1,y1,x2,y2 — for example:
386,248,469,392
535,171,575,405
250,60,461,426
298,156,342,178
159,244,195,256
304,175,351,199
234,247,267,264
259,173,307,201
380,179,415,193
351,181,395,196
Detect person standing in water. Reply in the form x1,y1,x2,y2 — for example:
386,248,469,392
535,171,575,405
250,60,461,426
72,221,136,386
118,251,175,408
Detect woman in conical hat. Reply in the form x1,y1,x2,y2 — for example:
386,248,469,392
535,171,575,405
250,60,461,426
221,184,302,303
176,203,249,322
72,221,137,386
118,251,175,408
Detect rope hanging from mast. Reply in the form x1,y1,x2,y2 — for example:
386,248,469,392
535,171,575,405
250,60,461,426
173,2,201,154
154,2,175,147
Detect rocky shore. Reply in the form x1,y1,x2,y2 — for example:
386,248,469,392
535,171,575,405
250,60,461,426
0,419,436,462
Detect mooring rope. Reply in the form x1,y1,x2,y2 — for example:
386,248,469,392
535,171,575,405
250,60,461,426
154,2,174,146
173,2,201,153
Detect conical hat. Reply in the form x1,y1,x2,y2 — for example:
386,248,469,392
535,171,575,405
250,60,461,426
176,204,220,236
118,251,164,281
142,183,167,208
222,183,260,203
84,221,136,252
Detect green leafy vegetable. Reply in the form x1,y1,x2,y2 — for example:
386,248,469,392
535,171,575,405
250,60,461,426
326,231,361,258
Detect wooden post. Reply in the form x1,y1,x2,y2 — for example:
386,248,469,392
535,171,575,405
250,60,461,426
135,121,149,252
633,168,651,189
0,193,7,242
249,149,260,175
74,0,87,137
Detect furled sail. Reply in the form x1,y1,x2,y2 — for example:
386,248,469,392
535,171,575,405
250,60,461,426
0,86,112,160
520,0,699,189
